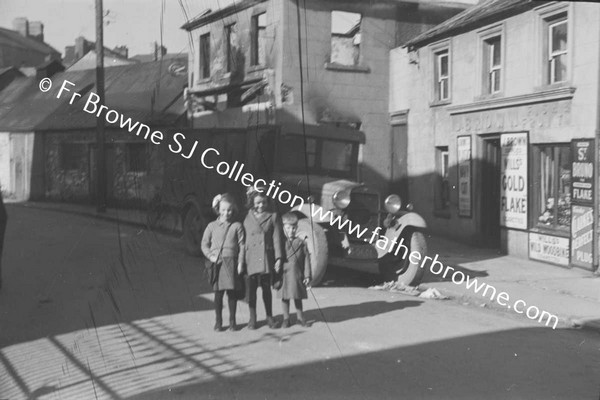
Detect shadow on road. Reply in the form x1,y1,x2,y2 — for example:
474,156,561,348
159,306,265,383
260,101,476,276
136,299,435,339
305,300,422,324
122,326,600,400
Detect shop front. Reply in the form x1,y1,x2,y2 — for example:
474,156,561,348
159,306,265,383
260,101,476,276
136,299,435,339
449,95,597,272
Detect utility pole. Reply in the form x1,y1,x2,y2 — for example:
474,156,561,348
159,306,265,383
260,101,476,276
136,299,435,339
95,0,106,212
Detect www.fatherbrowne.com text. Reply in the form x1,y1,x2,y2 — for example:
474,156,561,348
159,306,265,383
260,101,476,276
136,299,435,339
41,78,560,329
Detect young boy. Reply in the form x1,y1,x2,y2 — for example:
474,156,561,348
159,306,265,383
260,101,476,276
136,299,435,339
276,212,312,327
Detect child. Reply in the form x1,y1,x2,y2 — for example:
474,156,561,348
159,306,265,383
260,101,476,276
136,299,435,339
201,193,245,332
277,212,312,328
243,188,283,329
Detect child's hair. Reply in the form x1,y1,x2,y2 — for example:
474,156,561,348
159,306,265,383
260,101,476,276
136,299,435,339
212,193,239,217
246,187,270,210
281,212,298,225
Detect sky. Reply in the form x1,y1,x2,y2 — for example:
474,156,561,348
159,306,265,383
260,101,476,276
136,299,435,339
0,0,236,57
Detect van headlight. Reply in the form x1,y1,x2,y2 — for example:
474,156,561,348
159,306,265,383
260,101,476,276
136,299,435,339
384,194,402,214
333,190,351,209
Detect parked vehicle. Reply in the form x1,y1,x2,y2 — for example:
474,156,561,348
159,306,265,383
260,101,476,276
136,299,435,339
156,125,427,286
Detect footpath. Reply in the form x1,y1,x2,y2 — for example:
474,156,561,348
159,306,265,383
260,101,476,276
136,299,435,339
16,201,600,332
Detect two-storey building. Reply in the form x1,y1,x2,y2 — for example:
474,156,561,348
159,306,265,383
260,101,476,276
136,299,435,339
181,0,471,195
392,0,600,270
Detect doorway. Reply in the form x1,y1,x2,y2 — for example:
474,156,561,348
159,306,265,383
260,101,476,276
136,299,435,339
481,137,501,247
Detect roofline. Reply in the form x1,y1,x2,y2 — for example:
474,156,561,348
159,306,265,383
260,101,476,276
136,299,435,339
404,0,539,50
181,0,267,31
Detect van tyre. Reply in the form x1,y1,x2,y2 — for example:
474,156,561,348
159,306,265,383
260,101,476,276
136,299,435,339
378,229,427,286
183,206,206,256
296,218,329,286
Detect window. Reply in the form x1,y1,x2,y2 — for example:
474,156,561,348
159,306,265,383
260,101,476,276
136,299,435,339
534,144,571,229
61,143,87,171
225,23,236,73
547,17,567,84
435,146,450,211
330,11,361,66
251,13,266,66
126,143,147,173
278,135,358,178
434,50,449,101
483,36,501,94
199,33,210,79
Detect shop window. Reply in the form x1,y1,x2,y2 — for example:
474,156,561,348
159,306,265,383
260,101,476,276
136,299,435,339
545,15,568,84
225,23,236,73
250,13,266,66
434,50,450,101
126,143,148,173
435,146,450,211
483,36,501,94
61,143,87,171
199,33,210,79
534,144,571,229
330,11,361,66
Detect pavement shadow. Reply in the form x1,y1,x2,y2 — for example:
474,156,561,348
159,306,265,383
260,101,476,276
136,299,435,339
122,326,600,400
319,265,383,288
0,205,216,348
421,264,489,284
305,300,422,324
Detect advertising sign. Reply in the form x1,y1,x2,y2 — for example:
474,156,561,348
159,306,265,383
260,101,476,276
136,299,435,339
571,139,594,205
571,205,594,269
500,133,528,229
457,136,472,217
529,233,570,267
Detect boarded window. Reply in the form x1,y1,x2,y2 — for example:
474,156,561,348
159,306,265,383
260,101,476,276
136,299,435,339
126,143,148,173
330,11,361,66
61,143,87,171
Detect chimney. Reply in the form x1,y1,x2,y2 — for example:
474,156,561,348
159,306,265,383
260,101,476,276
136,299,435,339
29,21,44,42
113,45,128,59
75,36,87,60
12,17,29,37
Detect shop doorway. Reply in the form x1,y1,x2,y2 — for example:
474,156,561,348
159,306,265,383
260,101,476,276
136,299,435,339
481,137,501,247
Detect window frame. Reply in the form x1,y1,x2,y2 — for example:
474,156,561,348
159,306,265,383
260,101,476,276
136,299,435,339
429,40,451,106
547,18,568,85
199,32,211,79
434,145,451,214
485,36,502,94
436,51,449,101
477,23,505,98
329,10,362,67
531,143,572,233
224,23,236,73
535,3,572,88
250,12,266,67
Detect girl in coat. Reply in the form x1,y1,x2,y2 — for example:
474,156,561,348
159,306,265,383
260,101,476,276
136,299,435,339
277,212,312,328
243,188,283,329
201,193,245,332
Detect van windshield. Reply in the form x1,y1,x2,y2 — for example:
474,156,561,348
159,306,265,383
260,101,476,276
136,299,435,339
278,135,357,178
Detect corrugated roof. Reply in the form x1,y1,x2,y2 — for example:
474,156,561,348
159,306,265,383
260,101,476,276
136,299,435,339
0,59,187,132
404,0,539,49
0,27,60,57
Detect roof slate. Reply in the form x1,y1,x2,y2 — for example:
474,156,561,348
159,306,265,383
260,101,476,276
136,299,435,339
0,58,187,132
0,27,60,56
404,0,539,49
